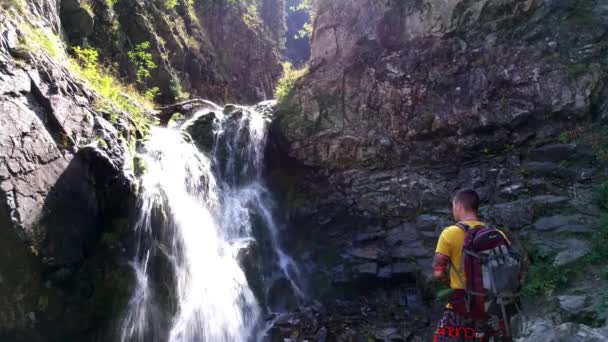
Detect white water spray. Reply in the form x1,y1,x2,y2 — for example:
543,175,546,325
120,101,303,342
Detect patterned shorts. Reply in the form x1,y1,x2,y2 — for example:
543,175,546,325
434,309,513,342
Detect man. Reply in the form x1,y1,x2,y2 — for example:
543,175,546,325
433,189,514,342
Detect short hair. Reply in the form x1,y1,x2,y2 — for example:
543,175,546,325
453,189,480,212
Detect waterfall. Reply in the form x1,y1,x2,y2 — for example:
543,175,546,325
120,101,303,342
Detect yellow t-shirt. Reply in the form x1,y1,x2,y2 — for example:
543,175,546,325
435,221,510,289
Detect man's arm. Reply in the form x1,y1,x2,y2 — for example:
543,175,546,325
433,252,450,282
433,228,452,283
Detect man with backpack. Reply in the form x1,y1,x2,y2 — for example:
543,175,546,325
432,189,523,342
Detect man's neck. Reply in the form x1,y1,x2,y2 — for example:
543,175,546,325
458,214,479,222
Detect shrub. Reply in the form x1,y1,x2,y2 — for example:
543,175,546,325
274,61,307,101
128,41,157,84
521,248,568,297
144,87,160,101
70,46,152,130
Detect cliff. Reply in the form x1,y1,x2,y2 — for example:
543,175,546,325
271,0,608,339
0,0,283,340
67,0,283,104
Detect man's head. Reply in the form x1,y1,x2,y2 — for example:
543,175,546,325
452,189,480,221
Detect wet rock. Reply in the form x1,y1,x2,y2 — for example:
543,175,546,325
391,241,430,259
354,229,386,243
386,223,420,245
185,111,219,152
553,241,590,266
516,319,608,342
415,215,447,233
533,214,591,233
348,246,381,260
316,326,327,342
374,327,400,341
558,295,588,315
530,195,569,207
267,277,299,312
487,201,534,229
391,262,416,276
525,162,559,177
354,262,377,276
529,144,577,162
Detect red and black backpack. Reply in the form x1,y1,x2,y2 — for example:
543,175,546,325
449,223,522,333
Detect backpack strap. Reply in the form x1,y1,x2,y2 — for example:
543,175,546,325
455,222,471,232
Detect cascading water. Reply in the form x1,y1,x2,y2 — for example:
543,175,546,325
120,101,303,342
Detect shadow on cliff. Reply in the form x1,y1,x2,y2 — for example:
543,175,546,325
36,146,137,341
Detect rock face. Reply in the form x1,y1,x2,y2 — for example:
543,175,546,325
269,0,608,339
275,0,607,169
82,0,283,104
0,7,137,341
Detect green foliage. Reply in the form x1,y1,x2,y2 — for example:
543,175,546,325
170,77,189,101
22,27,62,58
106,0,119,7
242,3,262,29
81,2,94,16
289,0,312,12
128,42,157,84
144,87,160,101
521,248,567,297
274,61,307,101
69,45,152,130
164,0,178,10
295,22,312,40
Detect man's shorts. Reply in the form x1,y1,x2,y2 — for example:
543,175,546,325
434,308,513,342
